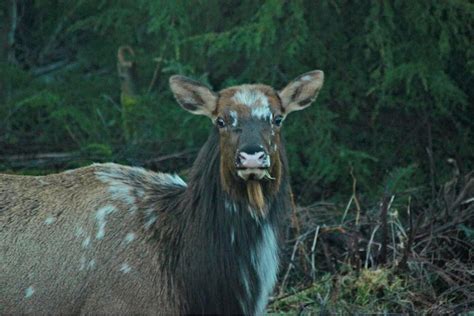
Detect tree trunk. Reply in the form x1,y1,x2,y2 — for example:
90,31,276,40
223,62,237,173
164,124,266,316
117,46,139,141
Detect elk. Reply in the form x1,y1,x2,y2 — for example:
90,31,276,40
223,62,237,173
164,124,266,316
0,70,324,314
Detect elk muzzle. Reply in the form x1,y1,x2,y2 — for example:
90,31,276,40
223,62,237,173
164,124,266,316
236,145,270,180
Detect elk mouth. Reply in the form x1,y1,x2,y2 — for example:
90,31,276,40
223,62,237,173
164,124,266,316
236,168,274,181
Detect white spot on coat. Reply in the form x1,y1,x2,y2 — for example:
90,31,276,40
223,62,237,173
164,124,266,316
82,236,91,248
170,174,187,187
75,226,85,238
120,263,131,273
44,216,56,225
108,182,136,206
95,205,117,240
239,269,251,313
225,200,237,214
124,232,136,244
95,164,187,210
95,165,137,206
248,206,262,223
144,209,157,230
80,256,95,270
79,256,87,270
25,286,34,298
252,224,279,314
88,259,96,270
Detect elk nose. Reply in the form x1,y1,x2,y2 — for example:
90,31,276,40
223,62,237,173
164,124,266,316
237,149,269,169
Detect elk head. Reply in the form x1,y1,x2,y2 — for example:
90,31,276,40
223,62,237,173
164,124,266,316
170,71,324,215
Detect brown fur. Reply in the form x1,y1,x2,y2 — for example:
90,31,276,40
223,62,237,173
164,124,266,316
0,165,187,314
1,70,324,314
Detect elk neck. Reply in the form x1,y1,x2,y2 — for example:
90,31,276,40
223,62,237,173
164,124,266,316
161,128,291,314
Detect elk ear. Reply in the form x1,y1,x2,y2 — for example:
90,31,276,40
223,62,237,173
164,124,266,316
278,70,324,115
169,75,218,118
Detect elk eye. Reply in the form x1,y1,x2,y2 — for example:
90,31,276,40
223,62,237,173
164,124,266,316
216,117,226,128
274,115,284,127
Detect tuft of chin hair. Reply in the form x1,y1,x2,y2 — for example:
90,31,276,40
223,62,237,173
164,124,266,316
247,180,266,215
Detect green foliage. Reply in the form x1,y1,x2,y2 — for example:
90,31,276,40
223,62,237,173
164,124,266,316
0,0,472,204
0,2,472,313
269,268,413,313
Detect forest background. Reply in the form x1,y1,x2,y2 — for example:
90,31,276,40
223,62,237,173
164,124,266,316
1,1,473,313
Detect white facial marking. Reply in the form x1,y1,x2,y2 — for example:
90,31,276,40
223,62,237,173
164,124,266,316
44,216,56,225
251,105,273,121
232,87,273,121
120,263,132,273
232,87,269,108
252,224,279,314
25,286,34,298
95,205,117,240
230,110,239,127
82,236,91,248
124,232,136,244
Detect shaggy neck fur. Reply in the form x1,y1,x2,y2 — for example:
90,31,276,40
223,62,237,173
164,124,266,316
159,128,291,314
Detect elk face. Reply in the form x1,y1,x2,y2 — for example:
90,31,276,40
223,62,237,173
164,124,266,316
170,71,324,209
